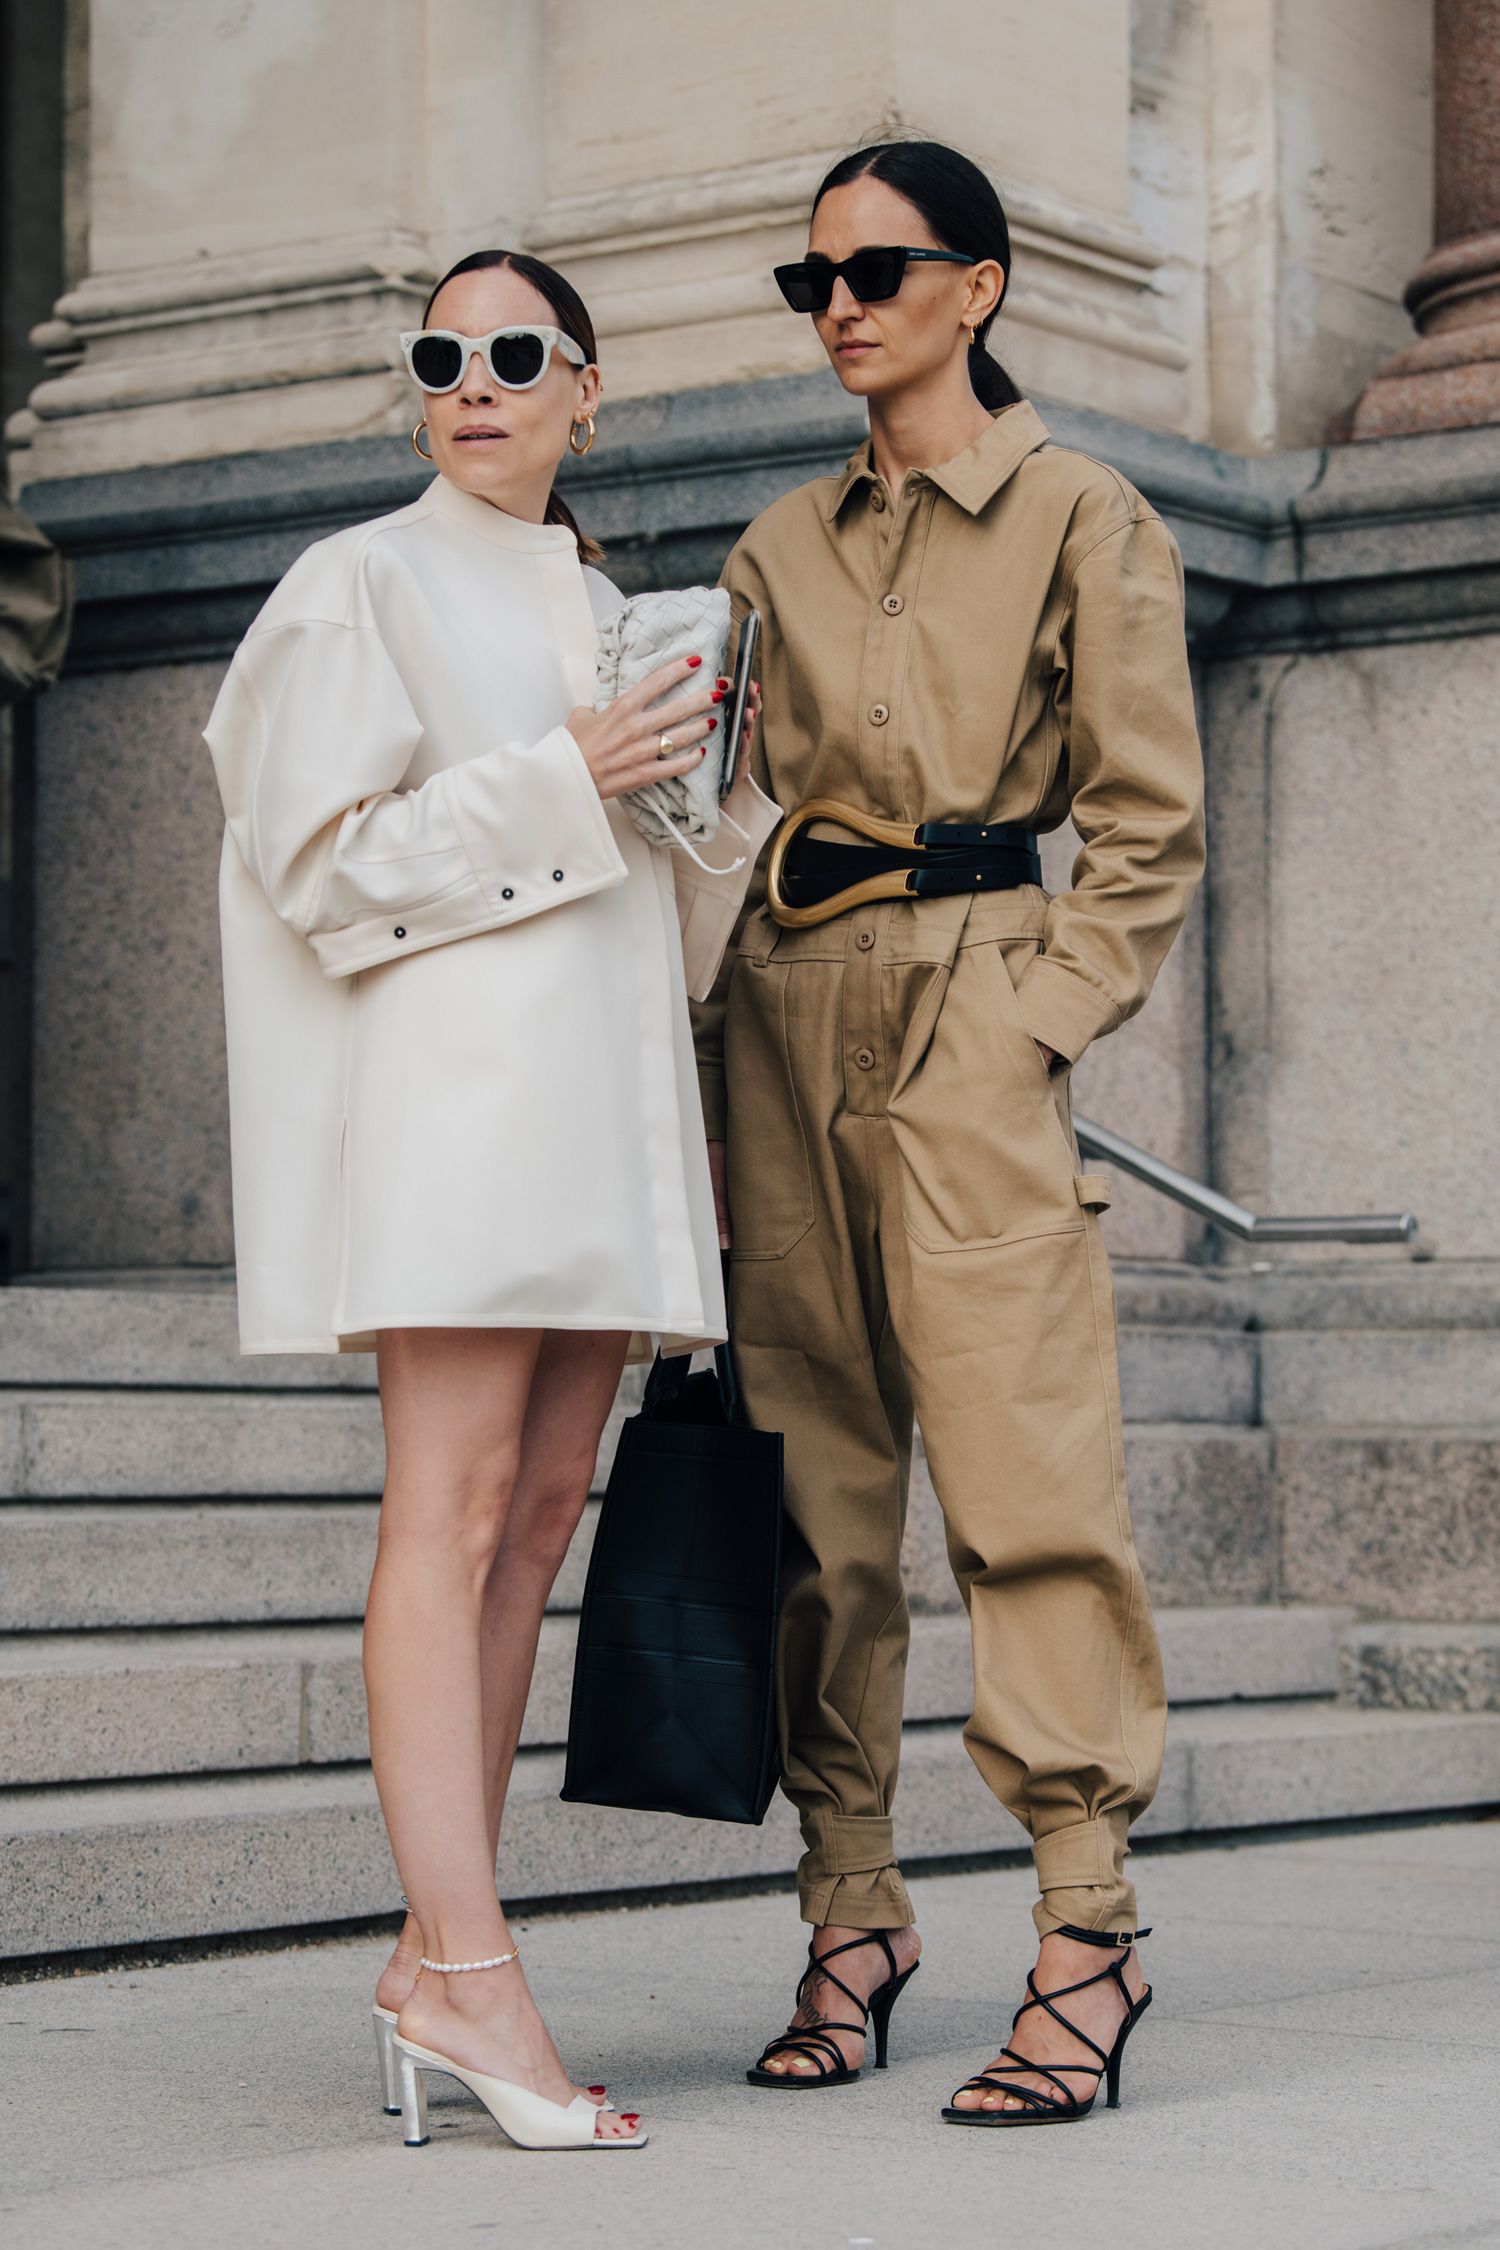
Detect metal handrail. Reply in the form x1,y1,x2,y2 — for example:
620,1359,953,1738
1072,1115,1418,1245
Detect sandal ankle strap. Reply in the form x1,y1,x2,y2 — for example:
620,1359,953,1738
1052,1923,1149,1949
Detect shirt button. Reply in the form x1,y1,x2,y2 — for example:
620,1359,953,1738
854,1046,876,1070
869,703,889,726
856,929,875,951
869,487,887,512
552,869,564,881
394,926,406,939
502,887,514,901
882,594,904,615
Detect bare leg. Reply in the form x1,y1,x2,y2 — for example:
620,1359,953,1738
363,1325,638,2138
373,1330,628,2031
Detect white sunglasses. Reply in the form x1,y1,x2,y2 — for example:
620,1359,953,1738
400,325,588,395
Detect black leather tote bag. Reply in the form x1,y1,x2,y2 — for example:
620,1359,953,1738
560,1326,785,1825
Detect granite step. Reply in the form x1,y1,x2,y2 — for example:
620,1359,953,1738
6,1697,1498,1960
1340,1621,1500,1710
0,1408,1286,1635
0,1607,1355,1792
0,1499,599,1632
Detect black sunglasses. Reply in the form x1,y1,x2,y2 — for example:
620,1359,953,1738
773,244,978,314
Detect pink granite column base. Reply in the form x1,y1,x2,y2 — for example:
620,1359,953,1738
1348,327,1500,439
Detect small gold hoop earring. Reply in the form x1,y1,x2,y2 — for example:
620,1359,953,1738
966,323,980,350
569,414,596,456
412,419,433,461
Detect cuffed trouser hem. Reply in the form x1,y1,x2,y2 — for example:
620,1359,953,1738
795,1810,914,1929
1031,1812,1137,1941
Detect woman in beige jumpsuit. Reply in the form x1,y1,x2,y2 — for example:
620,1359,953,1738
694,145,1204,2122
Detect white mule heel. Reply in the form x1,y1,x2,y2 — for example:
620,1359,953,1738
395,2037,646,2151
373,2005,401,2115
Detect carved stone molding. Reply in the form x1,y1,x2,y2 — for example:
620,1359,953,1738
8,233,434,484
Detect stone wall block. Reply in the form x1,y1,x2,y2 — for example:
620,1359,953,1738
1123,1425,1276,1606
31,661,232,1270
1278,1433,1500,1619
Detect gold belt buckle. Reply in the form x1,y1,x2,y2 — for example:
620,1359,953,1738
766,797,924,929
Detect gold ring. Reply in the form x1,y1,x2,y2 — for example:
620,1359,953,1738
657,734,674,756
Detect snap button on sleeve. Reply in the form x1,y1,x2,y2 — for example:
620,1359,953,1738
501,887,514,900
882,593,904,615
854,1046,876,1070
394,926,406,939
552,869,564,881
869,703,889,726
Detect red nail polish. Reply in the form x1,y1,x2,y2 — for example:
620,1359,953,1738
686,654,702,667
588,2085,607,2096
707,718,717,729
717,676,730,687
710,689,724,702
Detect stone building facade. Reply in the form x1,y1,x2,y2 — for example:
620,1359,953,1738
5,2,1500,1961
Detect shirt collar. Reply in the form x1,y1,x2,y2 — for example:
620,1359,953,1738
823,398,1053,521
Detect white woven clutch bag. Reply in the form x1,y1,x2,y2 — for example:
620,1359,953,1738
594,587,733,865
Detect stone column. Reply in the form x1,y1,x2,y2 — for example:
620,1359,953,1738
1342,0,1500,439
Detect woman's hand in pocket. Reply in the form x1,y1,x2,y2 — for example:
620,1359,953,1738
1035,1040,1058,1074
567,656,721,803
707,1140,732,1249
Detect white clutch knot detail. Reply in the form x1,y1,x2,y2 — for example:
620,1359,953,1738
595,586,743,873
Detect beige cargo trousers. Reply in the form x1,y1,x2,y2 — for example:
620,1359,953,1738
724,880,1166,1941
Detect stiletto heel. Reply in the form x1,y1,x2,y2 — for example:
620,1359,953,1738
868,1961,920,2069
373,2005,401,2115
747,1931,919,2087
943,1924,1152,2128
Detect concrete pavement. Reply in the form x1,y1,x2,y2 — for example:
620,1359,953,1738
3,1819,1499,2250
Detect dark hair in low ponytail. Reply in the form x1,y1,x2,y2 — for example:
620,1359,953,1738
810,142,1024,411
421,250,606,564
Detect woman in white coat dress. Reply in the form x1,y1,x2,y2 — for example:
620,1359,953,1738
206,250,775,2152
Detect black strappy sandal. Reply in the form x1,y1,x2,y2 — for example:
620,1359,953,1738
942,1924,1152,2127
747,1931,920,2089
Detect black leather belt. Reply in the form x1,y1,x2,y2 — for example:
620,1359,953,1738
767,797,1042,928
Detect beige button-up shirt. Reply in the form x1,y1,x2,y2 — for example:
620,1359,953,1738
693,399,1205,1135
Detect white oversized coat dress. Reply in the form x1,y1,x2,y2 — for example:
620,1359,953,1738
205,474,777,1357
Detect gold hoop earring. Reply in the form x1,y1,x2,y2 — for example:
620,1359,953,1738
412,420,433,461
966,322,980,349
569,414,596,457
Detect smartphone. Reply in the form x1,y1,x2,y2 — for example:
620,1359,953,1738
719,609,761,801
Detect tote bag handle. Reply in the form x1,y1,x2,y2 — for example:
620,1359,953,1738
640,1253,743,1427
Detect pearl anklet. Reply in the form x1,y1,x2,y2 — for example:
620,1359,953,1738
418,1946,521,1973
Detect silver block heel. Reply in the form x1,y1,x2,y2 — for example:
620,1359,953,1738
398,2040,430,2147
373,2005,401,2116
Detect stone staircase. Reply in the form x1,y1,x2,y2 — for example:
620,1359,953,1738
3,1266,1498,1961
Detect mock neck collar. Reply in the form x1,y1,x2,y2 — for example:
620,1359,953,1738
824,399,1053,520
426,474,579,555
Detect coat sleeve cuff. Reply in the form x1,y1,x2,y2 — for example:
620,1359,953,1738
1012,954,1120,1063
446,723,626,910
309,726,627,977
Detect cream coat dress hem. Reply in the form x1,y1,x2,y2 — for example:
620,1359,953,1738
206,474,777,1360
